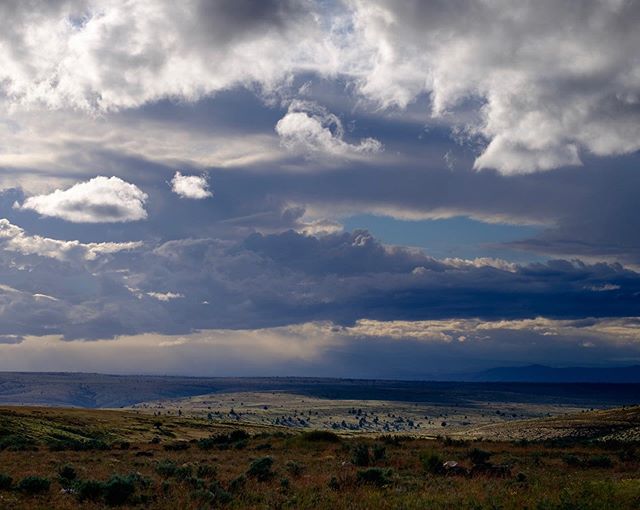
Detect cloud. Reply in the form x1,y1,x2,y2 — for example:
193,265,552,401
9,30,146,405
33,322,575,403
0,218,142,261
347,0,640,174
1,1,638,174
16,176,148,223
170,172,212,199
0,334,23,345
146,291,185,302
2,316,640,377
275,101,382,158
586,283,621,292
0,0,326,111
296,218,343,237
0,225,639,341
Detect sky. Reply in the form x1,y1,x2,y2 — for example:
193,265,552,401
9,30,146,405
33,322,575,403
1,0,640,378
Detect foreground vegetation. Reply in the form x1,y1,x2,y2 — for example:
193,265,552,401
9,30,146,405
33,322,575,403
0,407,639,509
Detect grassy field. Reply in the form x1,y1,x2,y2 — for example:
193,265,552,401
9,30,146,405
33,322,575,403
1,406,639,509
128,390,587,436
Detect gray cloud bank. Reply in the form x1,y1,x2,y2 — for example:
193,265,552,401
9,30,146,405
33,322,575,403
0,219,638,341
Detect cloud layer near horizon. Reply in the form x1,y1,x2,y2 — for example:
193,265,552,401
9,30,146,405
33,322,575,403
0,221,638,343
2,316,640,378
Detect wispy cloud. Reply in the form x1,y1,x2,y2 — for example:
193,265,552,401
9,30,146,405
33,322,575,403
0,218,142,261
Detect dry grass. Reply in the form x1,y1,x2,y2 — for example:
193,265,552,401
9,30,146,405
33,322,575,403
0,406,639,509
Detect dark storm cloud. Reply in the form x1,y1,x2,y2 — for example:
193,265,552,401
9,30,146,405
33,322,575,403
1,219,639,340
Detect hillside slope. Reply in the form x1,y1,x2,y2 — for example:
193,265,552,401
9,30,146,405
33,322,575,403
463,405,640,442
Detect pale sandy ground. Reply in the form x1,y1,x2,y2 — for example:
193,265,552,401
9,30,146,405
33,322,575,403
128,391,588,437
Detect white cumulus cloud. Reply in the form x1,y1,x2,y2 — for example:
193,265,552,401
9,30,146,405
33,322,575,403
276,101,382,158
347,0,640,174
0,0,329,112
16,176,148,223
170,172,212,200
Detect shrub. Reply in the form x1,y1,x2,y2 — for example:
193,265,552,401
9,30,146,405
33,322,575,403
47,438,109,452
190,488,214,504
421,452,444,475
247,457,274,481
196,464,218,479
380,435,403,446
0,474,13,490
357,468,392,487
175,464,194,480
197,438,218,450
0,435,37,451
197,430,249,450
58,464,77,482
103,475,136,506
562,454,582,467
586,455,613,468
185,477,205,489
234,439,248,450
229,430,250,442
17,476,51,494
209,480,233,504
156,460,178,478
286,460,303,477
228,475,246,493
372,444,386,461
444,437,469,447
163,441,190,451
352,444,370,466
617,447,637,462
76,479,105,502
328,476,340,490
300,430,341,442
469,448,492,466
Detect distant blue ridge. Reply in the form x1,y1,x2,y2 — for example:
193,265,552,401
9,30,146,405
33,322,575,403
467,364,640,383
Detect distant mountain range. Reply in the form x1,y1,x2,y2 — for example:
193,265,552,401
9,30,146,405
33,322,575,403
467,364,640,383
